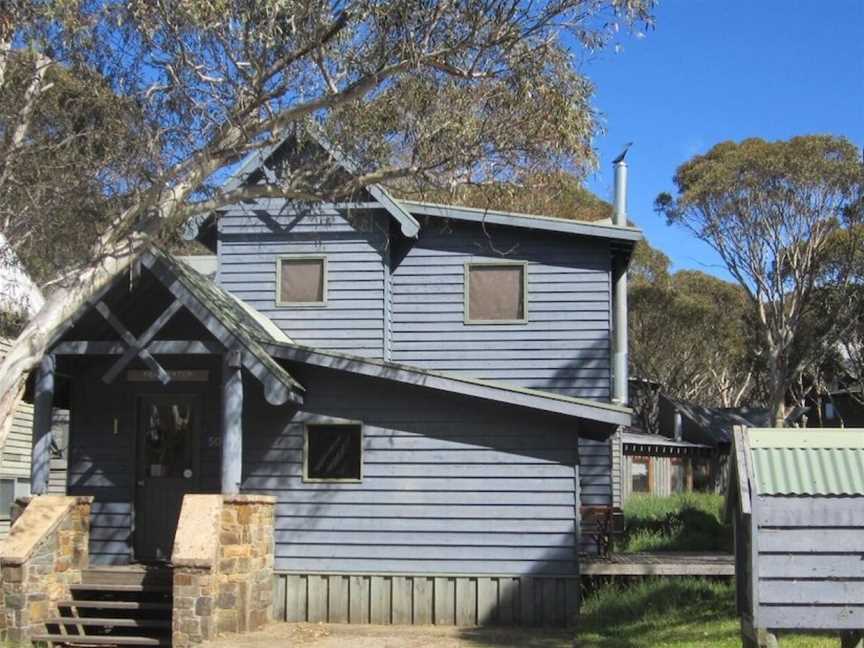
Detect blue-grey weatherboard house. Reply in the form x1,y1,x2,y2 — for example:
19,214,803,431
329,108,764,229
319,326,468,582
20,139,640,632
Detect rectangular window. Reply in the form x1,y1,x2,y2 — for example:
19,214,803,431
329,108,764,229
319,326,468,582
631,456,650,493
277,256,327,306
0,479,15,520
670,457,686,493
304,424,362,482
465,263,527,323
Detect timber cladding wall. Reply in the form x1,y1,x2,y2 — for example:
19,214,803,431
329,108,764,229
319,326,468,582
754,497,864,629
244,364,614,576
217,207,389,358
272,572,579,627
390,220,612,400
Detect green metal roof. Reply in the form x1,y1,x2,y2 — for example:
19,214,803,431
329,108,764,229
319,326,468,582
748,428,864,496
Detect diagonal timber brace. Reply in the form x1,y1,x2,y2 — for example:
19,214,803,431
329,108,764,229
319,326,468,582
93,300,173,385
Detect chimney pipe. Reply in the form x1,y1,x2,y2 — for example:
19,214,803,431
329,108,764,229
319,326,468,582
612,159,629,406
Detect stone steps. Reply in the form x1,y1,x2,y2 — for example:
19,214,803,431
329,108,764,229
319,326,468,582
40,570,173,647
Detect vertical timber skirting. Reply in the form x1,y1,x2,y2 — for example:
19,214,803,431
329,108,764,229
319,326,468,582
172,494,275,647
0,495,92,643
272,573,580,627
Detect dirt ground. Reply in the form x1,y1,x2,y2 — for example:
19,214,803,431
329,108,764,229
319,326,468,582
202,623,575,648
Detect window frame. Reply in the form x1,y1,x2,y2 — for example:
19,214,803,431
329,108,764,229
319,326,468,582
275,254,328,307
302,422,364,484
463,261,529,325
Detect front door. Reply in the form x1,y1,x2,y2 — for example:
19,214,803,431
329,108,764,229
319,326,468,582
134,394,201,562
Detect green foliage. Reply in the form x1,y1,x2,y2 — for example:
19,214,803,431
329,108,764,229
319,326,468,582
629,240,755,430
656,135,864,423
398,170,613,222
619,493,732,553
577,579,834,648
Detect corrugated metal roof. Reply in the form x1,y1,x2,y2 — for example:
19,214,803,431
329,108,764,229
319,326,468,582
748,428,864,496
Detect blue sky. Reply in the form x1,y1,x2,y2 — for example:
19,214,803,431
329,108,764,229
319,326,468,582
582,0,864,280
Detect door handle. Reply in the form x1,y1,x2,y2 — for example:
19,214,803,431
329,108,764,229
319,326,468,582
137,480,145,487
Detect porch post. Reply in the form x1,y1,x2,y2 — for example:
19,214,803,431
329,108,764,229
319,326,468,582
221,350,243,495
31,354,55,495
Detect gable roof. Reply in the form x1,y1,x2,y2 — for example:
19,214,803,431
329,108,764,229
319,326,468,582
223,132,420,238
266,341,631,427
47,246,303,406
211,132,640,245
747,428,864,496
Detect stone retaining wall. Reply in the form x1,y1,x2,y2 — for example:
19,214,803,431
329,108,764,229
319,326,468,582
0,495,92,643
172,494,275,647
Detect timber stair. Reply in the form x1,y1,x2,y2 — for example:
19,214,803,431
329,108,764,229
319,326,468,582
34,567,173,647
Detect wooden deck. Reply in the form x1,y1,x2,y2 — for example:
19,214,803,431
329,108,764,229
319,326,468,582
581,552,735,576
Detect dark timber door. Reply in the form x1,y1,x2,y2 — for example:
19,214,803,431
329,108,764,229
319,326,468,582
134,394,200,562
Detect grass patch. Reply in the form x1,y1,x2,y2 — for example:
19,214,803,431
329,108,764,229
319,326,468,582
575,578,836,648
618,493,732,553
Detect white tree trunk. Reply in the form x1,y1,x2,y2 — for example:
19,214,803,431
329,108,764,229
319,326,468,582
0,237,145,450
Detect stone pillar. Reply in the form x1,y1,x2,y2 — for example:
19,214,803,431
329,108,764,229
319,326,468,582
0,495,91,643
172,494,275,647
31,354,56,495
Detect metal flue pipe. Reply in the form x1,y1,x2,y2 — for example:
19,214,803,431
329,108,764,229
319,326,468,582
612,159,629,406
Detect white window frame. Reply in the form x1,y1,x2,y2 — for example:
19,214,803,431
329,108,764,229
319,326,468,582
303,422,364,484
275,254,328,307
464,261,529,325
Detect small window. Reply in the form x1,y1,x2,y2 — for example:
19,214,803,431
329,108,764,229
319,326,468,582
670,457,686,493
304,424,362,482
0,479,15,520
277,256,327,306
631,456,650,493
465,263,527,323
825,402,836,420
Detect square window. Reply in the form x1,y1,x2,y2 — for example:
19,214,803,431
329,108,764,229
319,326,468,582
466,263,527,323
304,425,362,481
277,257,326,305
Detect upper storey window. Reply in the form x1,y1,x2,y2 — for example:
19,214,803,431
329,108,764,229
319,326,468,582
276,256,327,306
465,262,528,324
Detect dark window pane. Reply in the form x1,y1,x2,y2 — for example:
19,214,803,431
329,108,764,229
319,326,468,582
0,479,15,519
280,258,325,303
143,402,194,478
468,265,525,321
693,459,712,491
307,425,362,480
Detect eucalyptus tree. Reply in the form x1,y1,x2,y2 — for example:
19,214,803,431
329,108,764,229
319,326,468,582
656,136,864,426
0,0,654,444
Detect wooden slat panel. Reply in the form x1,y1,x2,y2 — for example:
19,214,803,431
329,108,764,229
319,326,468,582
498,578,519,625
759,528,864,553
349,575,370,624
757,497,864,528
477,578,498,625
413,577,433,625
520,577,536,626
759,554,864,580
307,575,328,623
328,575,349,623
370,576,391,624
456,578,477,626
434,578,455,625
392,576,413,624
760,580,864,606
759,605,864,630
272,575,286,621
284,575,306,622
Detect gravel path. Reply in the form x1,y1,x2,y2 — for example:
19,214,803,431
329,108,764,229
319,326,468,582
202,623,575,647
